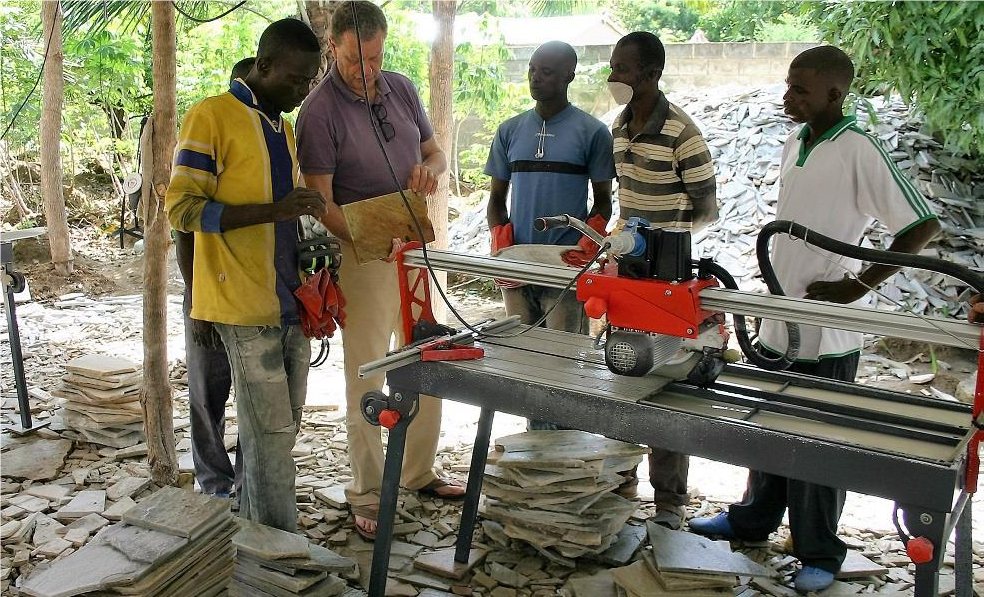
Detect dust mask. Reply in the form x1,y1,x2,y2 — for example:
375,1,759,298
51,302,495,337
608,81,634,105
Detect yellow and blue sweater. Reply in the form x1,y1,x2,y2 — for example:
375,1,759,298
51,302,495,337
165,79,301,327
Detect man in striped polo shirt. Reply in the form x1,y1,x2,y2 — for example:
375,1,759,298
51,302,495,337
600,31,719,527
689,46,940,592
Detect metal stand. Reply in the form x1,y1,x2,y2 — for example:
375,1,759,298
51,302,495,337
455,407,494,563
954,493,974,597
1,229,49,434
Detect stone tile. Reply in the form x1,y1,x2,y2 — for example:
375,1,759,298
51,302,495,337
37,537,72,558
835,551,889,579
102,496,136,521
569,569,618,597
313,485,348,509
413,547,487,580
233,518,311,561
488,562,528,588
647,522,773,578
596,523,647,566
237,558,327,592
9,494,50,514
123,486,228,539
489,587,517,597
31,515,65,545
2,438,72,481
105,476,150,501
0,520,21,540
395,570,452,591
64,528,90,546
24,484,71,502
64,354,139,378
55,490,106,520
409,530,440,548
493,430,649,468
65,513,109,535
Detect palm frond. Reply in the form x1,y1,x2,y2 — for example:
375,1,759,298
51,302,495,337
61,1,238,38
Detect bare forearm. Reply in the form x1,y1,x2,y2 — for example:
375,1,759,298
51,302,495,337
422,145,448,177
691,190,719,233
589,182,613,221
487,197,508,228
320,202,352,242
219,203,285,232
174,231,194,286
858,218,941,288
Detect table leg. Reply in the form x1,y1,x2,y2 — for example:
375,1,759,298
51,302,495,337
455,407,495,563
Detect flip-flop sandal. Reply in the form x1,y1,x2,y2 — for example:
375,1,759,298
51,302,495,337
350,503,379,542
417,477,466,501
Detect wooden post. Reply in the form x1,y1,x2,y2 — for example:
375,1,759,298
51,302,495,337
141,0,178,486
428,0,455,322
304,1,341,78
40,0,73,276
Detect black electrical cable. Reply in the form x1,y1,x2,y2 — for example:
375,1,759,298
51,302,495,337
171,0,247,23
310,338,330,367
0,8,58,141
348,0,603,340
699,258,800,371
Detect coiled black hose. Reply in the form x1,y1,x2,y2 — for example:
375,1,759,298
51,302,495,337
698,258,801,371
758,221,984,294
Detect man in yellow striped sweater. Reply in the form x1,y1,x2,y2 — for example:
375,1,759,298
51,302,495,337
166,18,326,532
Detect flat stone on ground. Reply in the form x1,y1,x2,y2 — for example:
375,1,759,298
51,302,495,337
596,523,648,566
66,513,109,535
835,551,889,579
105,476,150,501
647,522,773,578
102,496,136,521
233,518,311,561
413,547,487,580
313,485,348,509
25,484,72,502
55,490,106,520
2,438,72,481
568,569,618,597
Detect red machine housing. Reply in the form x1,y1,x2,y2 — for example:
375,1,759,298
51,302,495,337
577,261,719,339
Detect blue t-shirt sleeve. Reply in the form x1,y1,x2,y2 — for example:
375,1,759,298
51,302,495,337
587,123,616,182
484,124,511,181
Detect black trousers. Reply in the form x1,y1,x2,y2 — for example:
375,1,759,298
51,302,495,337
727,350,860,573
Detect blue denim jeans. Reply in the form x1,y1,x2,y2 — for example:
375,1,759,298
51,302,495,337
215,323,310,532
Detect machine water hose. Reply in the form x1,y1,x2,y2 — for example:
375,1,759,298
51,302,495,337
758,221,984,296
699,258,801,371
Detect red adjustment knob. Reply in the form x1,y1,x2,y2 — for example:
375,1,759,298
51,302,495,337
906,537,934,564
584,296,608,319
378,409,401,430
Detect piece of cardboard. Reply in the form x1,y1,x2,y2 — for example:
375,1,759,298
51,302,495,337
341,190,434,264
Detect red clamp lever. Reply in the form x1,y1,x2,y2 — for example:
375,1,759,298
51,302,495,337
378,409,401,430
905,537,934,564
418,336,484,362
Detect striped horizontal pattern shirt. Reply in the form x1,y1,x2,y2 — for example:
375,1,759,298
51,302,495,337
612,92,716,229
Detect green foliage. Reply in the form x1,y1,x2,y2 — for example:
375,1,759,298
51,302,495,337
697,1,806,42
810,1,984,160
756,13,816,42
384,10,431,101
608,1,700,42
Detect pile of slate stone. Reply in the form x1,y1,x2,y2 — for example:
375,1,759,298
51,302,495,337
479,430,648,567
20,486,236,597
53,354,145,448
231,518,356,597
447,86,982,319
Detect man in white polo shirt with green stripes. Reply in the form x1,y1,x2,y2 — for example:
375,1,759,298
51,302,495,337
689,46,940,593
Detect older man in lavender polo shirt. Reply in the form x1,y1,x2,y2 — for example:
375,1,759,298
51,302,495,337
295,0,462,541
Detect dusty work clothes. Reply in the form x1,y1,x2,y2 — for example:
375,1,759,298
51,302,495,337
336,242,442,506
182,297,238,496
166,79,310,531
216,324,309,532
727,351,859,573
758,115,937,361
296,64,443,508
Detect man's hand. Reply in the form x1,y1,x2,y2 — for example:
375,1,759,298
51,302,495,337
384,237,407,263
191,318,222,350
276,188,328,221
804,275,868,304
969,293,984,324
407,164,438,196
561,215,609,268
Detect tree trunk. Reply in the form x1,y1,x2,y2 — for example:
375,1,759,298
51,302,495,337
428,0,455,322
40,0,72,276
142,1,178,487
304,1,341,78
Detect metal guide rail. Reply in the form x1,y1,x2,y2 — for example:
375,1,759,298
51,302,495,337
362,324,975,597
402,248,980,349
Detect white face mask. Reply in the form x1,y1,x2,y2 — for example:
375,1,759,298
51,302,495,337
608,81,634,105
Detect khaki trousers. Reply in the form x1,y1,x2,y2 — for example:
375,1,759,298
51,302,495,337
338,242,441,507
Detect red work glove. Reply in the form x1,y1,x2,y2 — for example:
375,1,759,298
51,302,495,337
561,214,609,268
490,223,522,289
294,269,346,339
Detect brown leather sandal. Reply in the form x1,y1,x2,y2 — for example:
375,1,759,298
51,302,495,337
350,503,379,542
417,476,466,500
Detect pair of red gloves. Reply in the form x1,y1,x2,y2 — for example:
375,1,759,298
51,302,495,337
294,268,346,339
490,214,608,276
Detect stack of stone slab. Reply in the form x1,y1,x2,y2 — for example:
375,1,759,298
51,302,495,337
602,521,774,597
231,518,356,597
54,354,144,448
480,430,648,567
19,486,236,597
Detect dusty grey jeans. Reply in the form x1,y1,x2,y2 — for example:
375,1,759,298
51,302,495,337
215,323,310,532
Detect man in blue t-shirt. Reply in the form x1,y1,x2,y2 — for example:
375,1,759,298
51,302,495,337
485,40,615,430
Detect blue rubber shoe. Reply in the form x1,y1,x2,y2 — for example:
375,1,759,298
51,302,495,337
213,492,231,499
687,512,736,538
794,567,835,593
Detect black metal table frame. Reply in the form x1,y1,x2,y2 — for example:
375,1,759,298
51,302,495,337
364,361,975,597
